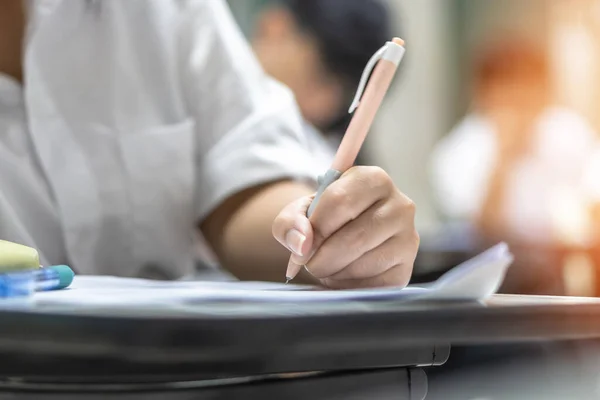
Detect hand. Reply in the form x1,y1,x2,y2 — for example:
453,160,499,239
272,166,419,289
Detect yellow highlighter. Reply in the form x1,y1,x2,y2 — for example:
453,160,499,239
0,240,41,272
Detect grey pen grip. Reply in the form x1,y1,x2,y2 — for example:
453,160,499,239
307,169,342,218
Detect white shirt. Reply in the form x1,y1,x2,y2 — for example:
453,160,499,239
430,107,599,244
0,0,321,278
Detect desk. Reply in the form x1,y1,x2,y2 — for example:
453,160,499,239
1,294,600,399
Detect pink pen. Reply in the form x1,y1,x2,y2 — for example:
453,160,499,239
286,37,406,282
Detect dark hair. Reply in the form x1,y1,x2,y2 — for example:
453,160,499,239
281,0,395,133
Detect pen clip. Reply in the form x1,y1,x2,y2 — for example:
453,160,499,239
348,44,388,114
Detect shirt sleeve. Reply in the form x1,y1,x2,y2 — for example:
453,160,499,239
177,0,320,221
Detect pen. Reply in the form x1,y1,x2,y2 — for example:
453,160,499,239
34,265,75,291
286,37,406,283
0,265,75,299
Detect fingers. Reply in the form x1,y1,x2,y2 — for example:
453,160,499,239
322,262,413,290
326,236,407,281
330,232,418,284
291,166,393,266
309,190,418,288
303,199,400,278
272,195,314,259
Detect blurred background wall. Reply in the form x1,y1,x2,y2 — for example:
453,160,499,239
226,0,598,232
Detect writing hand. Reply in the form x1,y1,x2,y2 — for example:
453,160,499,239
272,166,419,289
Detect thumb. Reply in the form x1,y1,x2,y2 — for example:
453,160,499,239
272,195,314,259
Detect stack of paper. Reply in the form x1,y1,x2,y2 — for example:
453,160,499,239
30,243,513,312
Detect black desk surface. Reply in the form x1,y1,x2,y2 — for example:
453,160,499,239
1,294,600,384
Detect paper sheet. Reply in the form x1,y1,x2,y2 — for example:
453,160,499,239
29,243,513,311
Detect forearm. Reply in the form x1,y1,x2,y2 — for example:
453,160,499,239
200,180,318,283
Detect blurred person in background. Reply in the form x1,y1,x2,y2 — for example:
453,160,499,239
251,0,393,169
430,38,599,294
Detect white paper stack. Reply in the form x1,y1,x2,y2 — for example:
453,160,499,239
30,243,513,312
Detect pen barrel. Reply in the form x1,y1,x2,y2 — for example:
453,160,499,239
0,271,35,298
307,169,342,218
332,59,398,172
34,269,61,291
35,265,74,291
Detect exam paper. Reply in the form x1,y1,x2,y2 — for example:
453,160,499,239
30,243,513,311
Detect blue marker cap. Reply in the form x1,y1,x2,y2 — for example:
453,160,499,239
49,265,74,289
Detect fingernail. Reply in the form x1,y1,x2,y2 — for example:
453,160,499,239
285,229,306,257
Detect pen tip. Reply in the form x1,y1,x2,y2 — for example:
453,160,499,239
285,277,291,284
